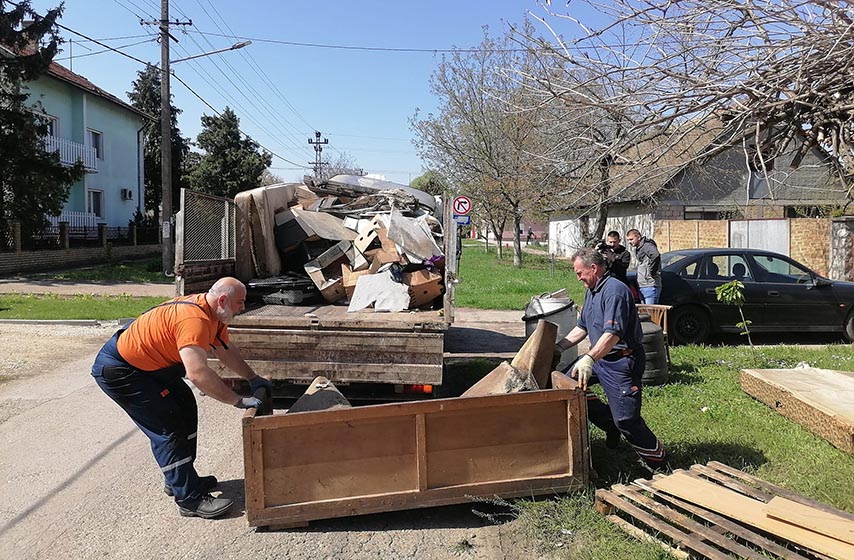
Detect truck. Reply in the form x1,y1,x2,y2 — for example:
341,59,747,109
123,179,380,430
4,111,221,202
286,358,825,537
174,174,459,397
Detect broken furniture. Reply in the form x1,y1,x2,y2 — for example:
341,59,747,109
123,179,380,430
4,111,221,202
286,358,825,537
596,461,854,559
741,368,854,454
241,370,590,529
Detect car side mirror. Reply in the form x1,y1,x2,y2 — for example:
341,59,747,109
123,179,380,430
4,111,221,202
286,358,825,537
813,276,832,288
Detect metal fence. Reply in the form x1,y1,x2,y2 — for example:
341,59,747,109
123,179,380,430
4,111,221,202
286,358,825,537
0,223,161,252
178,189,236,262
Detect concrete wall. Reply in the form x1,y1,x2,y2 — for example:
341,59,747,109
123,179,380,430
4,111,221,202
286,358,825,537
548,203,654,257
829,218,854,282
0,245,161,276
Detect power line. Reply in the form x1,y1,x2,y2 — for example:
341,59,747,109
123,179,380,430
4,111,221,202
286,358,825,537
184,29,539,54
54,37,157,62
170,72,311,170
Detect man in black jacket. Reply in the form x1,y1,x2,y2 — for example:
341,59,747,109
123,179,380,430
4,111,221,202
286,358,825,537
602,230,631,285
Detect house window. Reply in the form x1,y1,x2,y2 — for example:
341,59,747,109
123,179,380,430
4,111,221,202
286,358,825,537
87,129,103,159
44,115,58,137
88,190,104,218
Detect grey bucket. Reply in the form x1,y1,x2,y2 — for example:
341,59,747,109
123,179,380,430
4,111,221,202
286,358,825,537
522,290,578,367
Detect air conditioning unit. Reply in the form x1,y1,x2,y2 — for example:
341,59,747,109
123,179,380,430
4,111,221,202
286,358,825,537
121,188,133,200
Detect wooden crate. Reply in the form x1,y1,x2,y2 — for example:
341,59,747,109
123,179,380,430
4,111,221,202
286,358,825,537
742,368,854,454
242,381,590,528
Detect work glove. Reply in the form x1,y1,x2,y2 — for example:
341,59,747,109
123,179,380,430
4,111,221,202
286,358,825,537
234,396,263,409
248,375,273,394
571,354,595,390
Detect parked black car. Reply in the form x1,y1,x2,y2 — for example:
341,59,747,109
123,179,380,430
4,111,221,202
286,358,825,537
628,248,854,344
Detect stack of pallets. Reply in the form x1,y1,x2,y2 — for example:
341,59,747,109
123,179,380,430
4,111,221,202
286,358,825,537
596,461,854,559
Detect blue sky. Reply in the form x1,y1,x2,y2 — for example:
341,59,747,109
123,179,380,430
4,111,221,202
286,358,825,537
27,0,594,186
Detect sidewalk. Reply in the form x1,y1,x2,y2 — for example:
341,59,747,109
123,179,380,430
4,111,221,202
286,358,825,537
0,278,175,297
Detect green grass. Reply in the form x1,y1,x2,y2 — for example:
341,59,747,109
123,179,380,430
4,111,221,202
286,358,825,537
516,343,854,559
457,241,584,309
0,293,169,320
25,257,170,283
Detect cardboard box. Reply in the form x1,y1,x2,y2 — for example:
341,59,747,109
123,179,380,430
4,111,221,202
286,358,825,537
341,264,373,299
304,240,353,303
405,269,443,308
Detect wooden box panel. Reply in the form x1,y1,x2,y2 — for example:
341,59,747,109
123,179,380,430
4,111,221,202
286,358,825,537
741,368,854,454
242,384,590,527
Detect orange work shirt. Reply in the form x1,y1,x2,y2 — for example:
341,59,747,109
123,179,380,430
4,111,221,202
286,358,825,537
117,293,230,372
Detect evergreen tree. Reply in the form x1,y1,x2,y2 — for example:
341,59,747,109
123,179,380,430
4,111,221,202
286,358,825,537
188,107,271,198
0,1,84,237
126,65,189,224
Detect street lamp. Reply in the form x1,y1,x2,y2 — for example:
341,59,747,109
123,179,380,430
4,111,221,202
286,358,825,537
159,30,251,276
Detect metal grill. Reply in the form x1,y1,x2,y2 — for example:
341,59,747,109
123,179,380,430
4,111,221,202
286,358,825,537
178,189,236,262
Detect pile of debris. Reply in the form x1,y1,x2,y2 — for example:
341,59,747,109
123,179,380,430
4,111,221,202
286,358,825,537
234,175,445,312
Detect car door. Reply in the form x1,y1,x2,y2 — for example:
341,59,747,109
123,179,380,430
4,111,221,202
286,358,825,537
747,253,843,330
695,253,765,331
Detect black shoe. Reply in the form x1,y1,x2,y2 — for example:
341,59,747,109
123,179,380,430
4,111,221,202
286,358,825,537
605,429,621,449
165,475,218,497
177,493,233,519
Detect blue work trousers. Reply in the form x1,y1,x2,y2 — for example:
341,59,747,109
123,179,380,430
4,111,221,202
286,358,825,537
91,330,203,504
585,350,666,465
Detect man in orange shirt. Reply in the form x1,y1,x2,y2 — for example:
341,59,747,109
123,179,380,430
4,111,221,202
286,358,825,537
91,277,271,519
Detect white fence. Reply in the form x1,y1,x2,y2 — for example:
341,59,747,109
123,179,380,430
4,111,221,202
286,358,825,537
47,211,100,228
44,135,97,171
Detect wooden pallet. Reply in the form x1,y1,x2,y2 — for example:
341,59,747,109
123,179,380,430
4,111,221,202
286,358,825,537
595,461,854,560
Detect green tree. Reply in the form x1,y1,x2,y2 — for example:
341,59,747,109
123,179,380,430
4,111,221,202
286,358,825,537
715,280,755,354
0,1,84,237
188,107,272,198
126,65,189,225
411,170,449,196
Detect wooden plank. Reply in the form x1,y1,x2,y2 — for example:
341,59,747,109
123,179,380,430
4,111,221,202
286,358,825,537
605,515,690,560
612,484,768,560
416,414,427,491
247,389,574,430
249,474,585,525
688,464,774,502
211,359,443,385
764,496,854,545
229,331,444,361
595,489,733,560
286,377,351,414
510,319,557,389
651,473,854,559
706,461,854,523
741,368,854,454
636,477,812,560
232,304,447,331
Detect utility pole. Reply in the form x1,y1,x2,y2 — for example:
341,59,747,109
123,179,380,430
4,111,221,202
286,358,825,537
308,131,328,178
151,1,190,275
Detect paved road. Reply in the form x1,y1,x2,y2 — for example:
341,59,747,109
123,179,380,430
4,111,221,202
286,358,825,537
0,278,175,297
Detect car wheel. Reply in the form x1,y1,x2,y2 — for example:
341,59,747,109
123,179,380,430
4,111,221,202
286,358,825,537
671,305,711,345
844,313,854,343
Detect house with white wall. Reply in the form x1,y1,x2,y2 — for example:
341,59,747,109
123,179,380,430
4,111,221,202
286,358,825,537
17,53,149,228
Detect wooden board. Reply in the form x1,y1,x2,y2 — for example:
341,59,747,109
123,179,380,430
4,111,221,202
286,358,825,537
596,461,853,560
651,472,854,559
209,328,444,385
764,496,854,546
242,386,590,527
742,368,854,454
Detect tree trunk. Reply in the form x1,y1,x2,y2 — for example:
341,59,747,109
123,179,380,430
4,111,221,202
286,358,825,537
512,212,522,267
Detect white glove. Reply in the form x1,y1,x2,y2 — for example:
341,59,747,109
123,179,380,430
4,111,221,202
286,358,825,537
571,354,595,390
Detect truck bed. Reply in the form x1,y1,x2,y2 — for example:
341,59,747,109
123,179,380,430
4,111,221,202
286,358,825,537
210,303,447,385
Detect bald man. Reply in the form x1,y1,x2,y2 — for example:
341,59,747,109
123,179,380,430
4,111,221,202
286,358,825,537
91,277,271,519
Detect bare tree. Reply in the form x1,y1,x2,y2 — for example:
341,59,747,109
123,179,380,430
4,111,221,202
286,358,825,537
320,151,364,180
412,23,572,265
516,0,854,223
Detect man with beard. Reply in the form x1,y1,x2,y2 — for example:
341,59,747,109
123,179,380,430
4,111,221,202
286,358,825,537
91,277,271,519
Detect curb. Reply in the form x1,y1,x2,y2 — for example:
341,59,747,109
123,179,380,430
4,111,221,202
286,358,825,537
0,318,133,326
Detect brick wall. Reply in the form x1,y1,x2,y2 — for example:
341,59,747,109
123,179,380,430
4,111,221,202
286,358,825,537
697,221,728,248
0,244,161,276
790,219,830,276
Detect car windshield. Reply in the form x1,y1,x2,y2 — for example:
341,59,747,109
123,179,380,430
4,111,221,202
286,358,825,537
661,252,692,271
